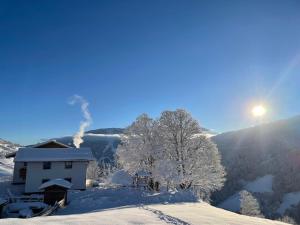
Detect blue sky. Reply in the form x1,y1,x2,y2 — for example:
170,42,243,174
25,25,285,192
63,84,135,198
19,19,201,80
1,0,300,145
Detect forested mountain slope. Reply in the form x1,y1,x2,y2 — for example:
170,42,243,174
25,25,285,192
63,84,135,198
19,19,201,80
212,115,300,222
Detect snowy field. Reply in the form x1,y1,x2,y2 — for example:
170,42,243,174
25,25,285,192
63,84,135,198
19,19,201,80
0,185,289,225
0,202,288,225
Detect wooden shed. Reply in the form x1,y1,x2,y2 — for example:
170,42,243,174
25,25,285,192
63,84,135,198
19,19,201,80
39,179,72,206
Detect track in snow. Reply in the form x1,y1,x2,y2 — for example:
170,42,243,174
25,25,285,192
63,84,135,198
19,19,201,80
141,205,190,225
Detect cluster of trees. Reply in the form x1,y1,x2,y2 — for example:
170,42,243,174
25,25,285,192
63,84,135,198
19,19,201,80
116,109,225,196
273,151,300,195
285,202,300,224
239,190,264,218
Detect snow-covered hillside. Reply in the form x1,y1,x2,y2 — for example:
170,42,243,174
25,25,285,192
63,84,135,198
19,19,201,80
0,138,19,158
0,158,13,177
212,115,300,222
0,187,288,225
218,175,274,212
0,203,289,225
0,138,19,177
244,175,273,193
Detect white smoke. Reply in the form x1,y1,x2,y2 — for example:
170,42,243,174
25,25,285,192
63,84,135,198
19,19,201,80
69,95,92,148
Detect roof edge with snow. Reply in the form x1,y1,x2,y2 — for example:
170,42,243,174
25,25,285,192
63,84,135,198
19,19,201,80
14,147,94,162
39,178,73,190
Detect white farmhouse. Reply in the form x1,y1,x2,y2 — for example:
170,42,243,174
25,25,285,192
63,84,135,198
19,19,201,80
9,140,94,193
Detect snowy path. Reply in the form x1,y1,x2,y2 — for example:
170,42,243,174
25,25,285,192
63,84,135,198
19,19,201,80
141,205,190,225
150,203,287,225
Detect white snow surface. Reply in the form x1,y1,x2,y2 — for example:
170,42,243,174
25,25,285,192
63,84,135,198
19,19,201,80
277,191,300,215
39,178,72,190
244,175,273,193
6,202,47,212
109,170,132,186
57,187,198,215
0,158,13,177
0,138,16,176
0,203,288,225
0,139,19,158
0,186,288,225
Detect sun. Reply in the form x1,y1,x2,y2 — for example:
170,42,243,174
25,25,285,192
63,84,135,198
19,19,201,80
252,105,266,117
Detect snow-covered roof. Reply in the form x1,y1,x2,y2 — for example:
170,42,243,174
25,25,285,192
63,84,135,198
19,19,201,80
39,179,73,190
32,140,71,148
14,147,94,162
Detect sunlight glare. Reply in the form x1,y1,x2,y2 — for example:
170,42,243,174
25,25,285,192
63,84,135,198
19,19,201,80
252,105,266,117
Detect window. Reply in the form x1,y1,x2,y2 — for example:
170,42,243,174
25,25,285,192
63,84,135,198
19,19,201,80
43,162,51,170
65,161,72,169
42,179,49,184
23,162,27,167
64,178,72,183
19,168,26,180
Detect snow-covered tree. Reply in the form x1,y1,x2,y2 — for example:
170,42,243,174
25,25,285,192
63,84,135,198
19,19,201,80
87,161,101,180
152,159,179,189
278,216,296,225
240,190,264,218
157,109,225,192
99,162,117,178
116,109,226,195
116,114,160,176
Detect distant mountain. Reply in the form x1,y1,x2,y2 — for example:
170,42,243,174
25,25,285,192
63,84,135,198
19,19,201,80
56,133,121,164
213,115,300,182
212,115,300,221
0,138,20,176
86,128,125,135
213,115,300,159
0,138,20,158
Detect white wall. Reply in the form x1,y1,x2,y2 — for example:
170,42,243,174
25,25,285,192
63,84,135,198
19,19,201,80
24,161,89,193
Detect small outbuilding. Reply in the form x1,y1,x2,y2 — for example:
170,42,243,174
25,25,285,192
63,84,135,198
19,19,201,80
39,179,72,206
